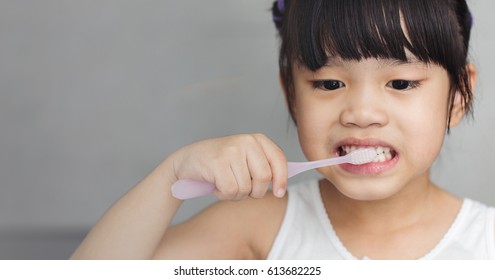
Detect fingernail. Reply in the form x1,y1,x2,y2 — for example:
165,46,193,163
276,187,285,198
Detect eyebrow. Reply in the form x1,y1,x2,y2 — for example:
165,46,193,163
381,57,424,67
323,56,425,68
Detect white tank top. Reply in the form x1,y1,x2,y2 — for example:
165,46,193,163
268,180,495,259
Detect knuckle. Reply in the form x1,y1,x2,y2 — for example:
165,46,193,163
252,133,267,140
235,183,253,199
222,145,242,158
238,182,252,193
250,185,268,199
254,170,272,184
276,149,288,161
232,134,258,146
241,134,258,146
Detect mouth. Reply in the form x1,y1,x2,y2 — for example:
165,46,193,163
336,145,398,163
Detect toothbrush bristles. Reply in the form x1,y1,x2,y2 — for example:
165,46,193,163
349,148,377,164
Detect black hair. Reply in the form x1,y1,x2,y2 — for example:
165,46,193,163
272,0,474,129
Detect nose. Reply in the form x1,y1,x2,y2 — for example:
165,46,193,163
339,87,389,128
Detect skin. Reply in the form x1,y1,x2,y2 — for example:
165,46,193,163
71,57,476,260
291,57,476,259
294,57,456,201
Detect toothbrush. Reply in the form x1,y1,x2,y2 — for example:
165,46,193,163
171,148,377,200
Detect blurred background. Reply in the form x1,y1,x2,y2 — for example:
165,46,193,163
0,0,494,259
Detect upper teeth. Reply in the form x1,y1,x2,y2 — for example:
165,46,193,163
343,145,393,163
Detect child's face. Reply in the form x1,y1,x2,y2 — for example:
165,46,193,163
291,56,458,201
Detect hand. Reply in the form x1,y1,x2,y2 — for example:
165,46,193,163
169,134,288,200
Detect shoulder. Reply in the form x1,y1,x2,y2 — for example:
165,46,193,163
462,198,495,220
153,192,288,259
461,198,495,258
455,198,495,231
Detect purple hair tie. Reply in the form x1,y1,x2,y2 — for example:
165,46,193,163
277,0,285,13
272,0,286,32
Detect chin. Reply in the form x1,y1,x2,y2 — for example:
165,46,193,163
341,188,394,201
328,178,404,201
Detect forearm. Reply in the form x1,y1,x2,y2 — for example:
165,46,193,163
71,157,182,259
70,134,288,259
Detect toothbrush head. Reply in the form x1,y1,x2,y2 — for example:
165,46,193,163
348,148,377,165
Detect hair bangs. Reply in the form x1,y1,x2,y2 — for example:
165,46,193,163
285,0,465,71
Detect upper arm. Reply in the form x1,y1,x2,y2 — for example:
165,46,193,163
152,194,287,260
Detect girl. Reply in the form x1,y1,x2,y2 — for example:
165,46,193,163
71,0,494,259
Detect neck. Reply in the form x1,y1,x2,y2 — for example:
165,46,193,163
320,173,448,233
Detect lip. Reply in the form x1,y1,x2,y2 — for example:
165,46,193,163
333,138,399,175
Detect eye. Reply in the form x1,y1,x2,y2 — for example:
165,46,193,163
387,80,421,90
312,80,345,91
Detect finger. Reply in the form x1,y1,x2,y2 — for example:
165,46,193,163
253,134,288,198
245,141,273,199
229,160,253,200
249,179,269,199
212,168,240,200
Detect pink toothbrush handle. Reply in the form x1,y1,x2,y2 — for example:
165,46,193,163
171,162,309,199
171,179,216,200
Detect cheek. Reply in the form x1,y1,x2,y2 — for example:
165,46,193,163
294,97,338,159
407,118,446,164
396,93,449,164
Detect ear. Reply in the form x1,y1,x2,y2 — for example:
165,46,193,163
449,63,477,128
279,74,289,107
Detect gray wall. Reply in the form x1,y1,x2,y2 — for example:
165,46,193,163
0,0,494,259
